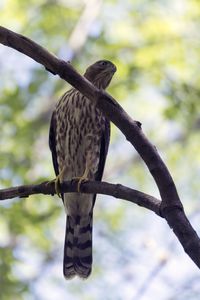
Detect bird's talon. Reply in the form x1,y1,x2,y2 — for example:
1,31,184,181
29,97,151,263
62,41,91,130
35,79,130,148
77,178,88,193
48,176,62,198
72,176,88,192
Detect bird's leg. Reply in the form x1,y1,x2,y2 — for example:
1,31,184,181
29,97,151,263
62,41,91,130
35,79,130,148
78,165,90,192
73,163,90,193
48,167,66,198
54,174,62,198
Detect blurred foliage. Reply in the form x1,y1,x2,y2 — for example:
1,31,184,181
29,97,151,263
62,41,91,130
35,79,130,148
1,0,200,299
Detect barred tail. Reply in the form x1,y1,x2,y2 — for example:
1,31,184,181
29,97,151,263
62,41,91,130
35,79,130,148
63,214,93,279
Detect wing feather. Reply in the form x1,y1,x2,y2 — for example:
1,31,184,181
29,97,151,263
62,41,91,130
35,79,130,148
93,118,110,204
49,111,59,176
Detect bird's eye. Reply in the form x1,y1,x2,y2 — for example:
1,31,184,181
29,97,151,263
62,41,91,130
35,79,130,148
99,61,108,66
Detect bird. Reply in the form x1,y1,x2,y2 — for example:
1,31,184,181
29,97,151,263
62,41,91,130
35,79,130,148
49,60,116,279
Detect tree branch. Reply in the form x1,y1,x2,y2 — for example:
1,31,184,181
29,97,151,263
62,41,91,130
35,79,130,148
0,180,161,216
0,26,200,269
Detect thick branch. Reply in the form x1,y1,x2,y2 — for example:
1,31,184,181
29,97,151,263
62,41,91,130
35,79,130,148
0,26,200,269
0,180,161,216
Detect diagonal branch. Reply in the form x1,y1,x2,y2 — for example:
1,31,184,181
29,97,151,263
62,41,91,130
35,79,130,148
0,26,200,269
0,180,161,216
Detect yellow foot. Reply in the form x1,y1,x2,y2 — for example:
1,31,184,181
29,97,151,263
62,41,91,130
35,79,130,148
48,175,62,198
72,176,88,193
73,164,90,192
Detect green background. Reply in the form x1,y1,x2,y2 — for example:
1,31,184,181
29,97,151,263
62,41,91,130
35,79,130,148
0,0,200,299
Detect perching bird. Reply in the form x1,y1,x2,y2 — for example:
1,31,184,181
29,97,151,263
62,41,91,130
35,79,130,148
49,60,116,279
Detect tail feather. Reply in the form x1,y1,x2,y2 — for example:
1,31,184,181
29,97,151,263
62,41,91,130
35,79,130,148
63,214,93,279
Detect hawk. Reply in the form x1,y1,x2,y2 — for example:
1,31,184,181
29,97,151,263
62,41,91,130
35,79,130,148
49,60,116,279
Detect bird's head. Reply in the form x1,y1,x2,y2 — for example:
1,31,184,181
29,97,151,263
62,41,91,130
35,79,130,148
84,60,117,89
